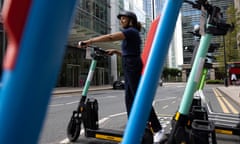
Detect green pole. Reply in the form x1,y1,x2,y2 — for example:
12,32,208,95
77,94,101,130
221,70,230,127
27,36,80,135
197,68,208,90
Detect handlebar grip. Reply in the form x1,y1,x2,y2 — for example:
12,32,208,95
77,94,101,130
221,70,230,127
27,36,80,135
78,41,87,47
96,47,107,54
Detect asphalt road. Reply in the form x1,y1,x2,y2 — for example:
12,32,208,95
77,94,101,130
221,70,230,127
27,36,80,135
39,83,240,144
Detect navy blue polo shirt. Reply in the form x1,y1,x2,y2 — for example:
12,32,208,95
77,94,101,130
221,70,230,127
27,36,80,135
121,27,141,56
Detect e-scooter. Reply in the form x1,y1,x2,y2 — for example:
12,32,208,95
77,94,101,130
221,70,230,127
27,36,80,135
66,44,153,143
167,1,234,144
185,1,240,137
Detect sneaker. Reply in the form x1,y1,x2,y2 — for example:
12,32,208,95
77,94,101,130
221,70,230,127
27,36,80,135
154,129,164,143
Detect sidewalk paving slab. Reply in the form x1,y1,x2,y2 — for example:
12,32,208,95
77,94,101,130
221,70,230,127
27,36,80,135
52,85,113,95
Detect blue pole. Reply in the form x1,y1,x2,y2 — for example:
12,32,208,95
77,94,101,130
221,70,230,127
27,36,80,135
122,0,183,143
0,1,77,144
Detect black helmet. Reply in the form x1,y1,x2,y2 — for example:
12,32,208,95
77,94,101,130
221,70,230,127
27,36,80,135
117,11,137,22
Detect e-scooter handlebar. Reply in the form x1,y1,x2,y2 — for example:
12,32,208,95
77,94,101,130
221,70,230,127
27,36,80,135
184,0,234,36
78,41,108,59
184,0,213,13
92,46,108,58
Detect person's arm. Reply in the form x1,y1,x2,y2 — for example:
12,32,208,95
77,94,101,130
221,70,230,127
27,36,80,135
80,31,125,46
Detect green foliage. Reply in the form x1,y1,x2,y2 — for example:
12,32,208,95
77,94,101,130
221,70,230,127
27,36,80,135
162,67,182,77
216,4,240,73
206,79,224,84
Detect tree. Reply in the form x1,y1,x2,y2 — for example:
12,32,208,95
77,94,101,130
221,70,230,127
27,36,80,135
162,67,182,81
216,4,240,73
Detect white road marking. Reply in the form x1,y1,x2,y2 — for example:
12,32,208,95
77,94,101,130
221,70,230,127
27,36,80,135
59,138,69,144
49,103,65,107
50,96,116,107
109,112,127,118
99,117,109,124
153,97,176,105
66,101,79,105
162,105,169,109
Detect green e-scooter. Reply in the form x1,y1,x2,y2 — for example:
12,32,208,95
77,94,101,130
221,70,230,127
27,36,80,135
189,24,240,138
167,1,233,144
66,43,153,143
185,2,240,137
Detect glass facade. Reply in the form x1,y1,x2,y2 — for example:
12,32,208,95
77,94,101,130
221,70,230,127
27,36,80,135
181,0,233,64
154,0,165,17
58,0,112,87
0,0,112,87
181,2,201,64
57,46,110,87
75,0,111,35
143,0,166,31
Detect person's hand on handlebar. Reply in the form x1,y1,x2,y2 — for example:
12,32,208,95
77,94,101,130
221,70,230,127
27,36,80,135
106,49,122,56
77,40,91,48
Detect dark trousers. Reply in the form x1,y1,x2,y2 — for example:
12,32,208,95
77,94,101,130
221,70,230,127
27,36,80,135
123,56,162,132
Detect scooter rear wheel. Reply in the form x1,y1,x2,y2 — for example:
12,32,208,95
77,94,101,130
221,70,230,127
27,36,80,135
67,116,81,142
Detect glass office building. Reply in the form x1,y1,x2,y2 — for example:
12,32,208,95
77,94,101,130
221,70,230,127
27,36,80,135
0,0,112,87
181,2,201,64
181,0,234,81
59,0,112,87
181,0,233,65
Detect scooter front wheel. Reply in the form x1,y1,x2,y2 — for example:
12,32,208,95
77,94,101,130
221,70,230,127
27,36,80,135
67,116,81,142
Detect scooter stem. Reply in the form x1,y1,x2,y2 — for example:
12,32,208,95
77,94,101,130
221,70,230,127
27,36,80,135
179,34,212,115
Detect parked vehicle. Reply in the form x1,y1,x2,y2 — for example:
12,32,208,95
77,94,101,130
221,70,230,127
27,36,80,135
113,80,125,90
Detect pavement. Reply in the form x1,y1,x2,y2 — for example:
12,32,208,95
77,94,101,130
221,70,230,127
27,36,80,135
52,83,240,106
52,85,113,95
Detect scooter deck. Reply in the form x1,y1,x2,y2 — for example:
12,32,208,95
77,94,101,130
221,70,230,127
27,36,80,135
194,92,240,136
214,124,240,136
85,128,123,142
